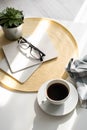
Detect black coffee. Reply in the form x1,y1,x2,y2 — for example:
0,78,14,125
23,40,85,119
47,83,69,101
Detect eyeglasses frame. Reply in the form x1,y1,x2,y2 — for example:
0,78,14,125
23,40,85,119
18,37,46,61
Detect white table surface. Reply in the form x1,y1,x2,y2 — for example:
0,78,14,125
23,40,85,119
0,0,87,130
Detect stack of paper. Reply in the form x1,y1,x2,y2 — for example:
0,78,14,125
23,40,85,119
0,33,58,83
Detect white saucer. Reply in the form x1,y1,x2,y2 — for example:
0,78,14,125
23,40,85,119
37,80,78,116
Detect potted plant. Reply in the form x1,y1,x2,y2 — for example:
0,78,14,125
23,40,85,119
0,7,24,40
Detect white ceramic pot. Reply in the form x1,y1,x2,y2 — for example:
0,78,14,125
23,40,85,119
2,24,23,40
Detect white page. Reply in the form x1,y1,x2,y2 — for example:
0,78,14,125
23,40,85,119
3,33,58,73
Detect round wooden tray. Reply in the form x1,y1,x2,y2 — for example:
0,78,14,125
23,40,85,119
0,18,78,92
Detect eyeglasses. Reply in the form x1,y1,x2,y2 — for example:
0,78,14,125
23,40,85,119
18,37,46,61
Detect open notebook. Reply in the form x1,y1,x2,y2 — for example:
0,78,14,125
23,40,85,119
2,33,58,73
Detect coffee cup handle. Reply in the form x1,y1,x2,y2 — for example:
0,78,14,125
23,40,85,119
42,98,48,104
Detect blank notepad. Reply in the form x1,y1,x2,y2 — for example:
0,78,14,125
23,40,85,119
2,33,58,73
0,58,41,83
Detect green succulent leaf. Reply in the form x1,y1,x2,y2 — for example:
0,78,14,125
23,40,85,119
0,7,24,28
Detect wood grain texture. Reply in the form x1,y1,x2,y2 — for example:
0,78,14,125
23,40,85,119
0,18,78,92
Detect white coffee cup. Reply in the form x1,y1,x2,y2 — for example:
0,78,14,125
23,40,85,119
43,79,70,105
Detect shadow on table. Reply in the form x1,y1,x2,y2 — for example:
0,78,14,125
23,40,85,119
71,108,87,130
32,99,75,130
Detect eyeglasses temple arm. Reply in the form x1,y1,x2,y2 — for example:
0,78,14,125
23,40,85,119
19,37,46,57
